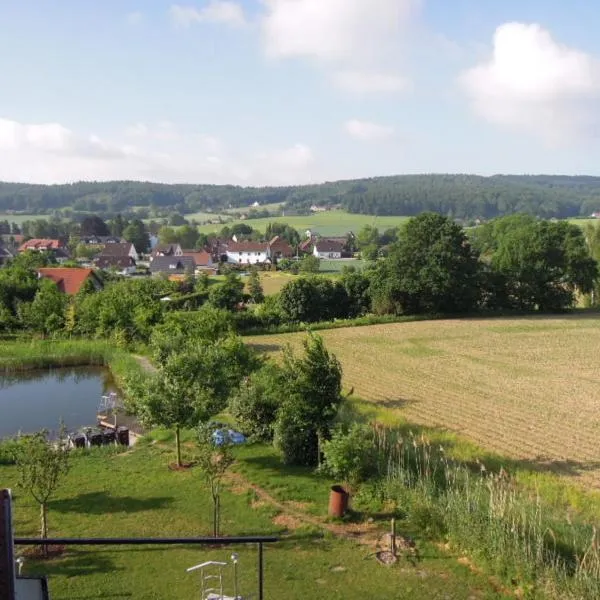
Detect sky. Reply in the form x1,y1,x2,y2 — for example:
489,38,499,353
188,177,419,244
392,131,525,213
2,0,600,185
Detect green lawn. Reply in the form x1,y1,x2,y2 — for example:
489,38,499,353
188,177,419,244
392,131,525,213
197,210,410,237
2,440,504,599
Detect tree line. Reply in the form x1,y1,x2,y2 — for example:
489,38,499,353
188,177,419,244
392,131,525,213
3,174,600,220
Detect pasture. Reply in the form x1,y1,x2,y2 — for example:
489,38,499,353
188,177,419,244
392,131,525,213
247,314,600,487
197,210,410,237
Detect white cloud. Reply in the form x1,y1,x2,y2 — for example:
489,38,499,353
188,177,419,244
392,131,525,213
460,23,600,143
261,0,417,62
126,11,144,25
169,2,246,28
0,117,318,185
333,70,410,94
344,119,394,142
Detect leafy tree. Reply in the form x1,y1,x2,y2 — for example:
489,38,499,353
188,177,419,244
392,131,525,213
298,254,320,273
137,338,260,466
274,334,342,466
80,215,109,236
229,363,283,441
265,222,301,246
122,219,150,253
21,279,67,335
158,226,178,244
208,273,244,310
247,270,265,304
15,427,70,556
491,219,598,311
109,214,127,237
178,225,199,249
196,425,235,537
356,225,379,250
278,278,321,322
339,269,371,317
370,213,481,315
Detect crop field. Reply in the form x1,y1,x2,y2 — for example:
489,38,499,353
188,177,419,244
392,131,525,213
247,314,600,487
197,210,410,237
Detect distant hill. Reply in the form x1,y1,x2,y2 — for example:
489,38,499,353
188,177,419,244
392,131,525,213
2,174,600,220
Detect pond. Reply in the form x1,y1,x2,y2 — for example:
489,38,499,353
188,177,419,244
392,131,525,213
0,367,116,438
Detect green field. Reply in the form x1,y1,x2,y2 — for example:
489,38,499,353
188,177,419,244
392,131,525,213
246,314,600,490
197,210,410,237
0,213,45,225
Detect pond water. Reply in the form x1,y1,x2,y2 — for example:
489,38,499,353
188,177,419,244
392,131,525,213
0,367,116,438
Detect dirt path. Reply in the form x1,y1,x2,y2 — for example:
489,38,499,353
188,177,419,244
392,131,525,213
227,471,392,552
133,355,157,374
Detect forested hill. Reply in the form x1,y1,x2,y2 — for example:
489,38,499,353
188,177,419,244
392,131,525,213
2,174,600,220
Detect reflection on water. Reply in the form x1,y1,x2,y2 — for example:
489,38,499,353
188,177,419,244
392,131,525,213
0,367,116,437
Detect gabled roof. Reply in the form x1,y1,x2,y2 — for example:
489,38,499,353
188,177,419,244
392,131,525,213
315,239,345,252
19,238,64,251
151,244,182,257
149,255,195,273
182,250,213,266
227,242,269,253
95,256,136,269
99,242,135,257
37,268,99,295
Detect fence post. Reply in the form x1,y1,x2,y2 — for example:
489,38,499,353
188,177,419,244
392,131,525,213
258,542,264,600
0,489,16,600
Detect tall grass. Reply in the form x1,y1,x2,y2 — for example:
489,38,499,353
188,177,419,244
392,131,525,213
0,339,142,388
369,426,600,598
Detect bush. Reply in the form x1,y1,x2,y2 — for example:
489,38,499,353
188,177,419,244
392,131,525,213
321,424,379,486
229,364,282,441
0,437,21,465
273,402,319,467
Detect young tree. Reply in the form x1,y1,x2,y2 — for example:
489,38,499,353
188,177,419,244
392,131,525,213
208,273,244,310
196,425,235,537
247,269,265,304
15,427,70,556
298,254,320,273
21,278,68,335
137,338,260,466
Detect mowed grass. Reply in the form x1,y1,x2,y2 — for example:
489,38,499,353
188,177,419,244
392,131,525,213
197,210,410,237
1,442,502,599
246,314,600,488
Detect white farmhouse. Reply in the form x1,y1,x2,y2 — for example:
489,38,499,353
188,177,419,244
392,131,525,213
313,239,344,259
226,242,271,265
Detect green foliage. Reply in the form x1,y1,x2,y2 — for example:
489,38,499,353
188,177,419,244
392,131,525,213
265,222,301,246
80,215,109,236
122,218,150,253
15,426,70,542
321,424,378,487
208,272,244,310
370,212,481,315
19,278,68,335
274,334,343,466
278,277,349,323
298,254,320,273
229,363,283,441
247,269,265,304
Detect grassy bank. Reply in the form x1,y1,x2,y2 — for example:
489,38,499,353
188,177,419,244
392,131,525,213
2,441,504,599
0,339,142,387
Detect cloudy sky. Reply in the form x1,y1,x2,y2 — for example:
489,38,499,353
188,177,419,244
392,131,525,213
2,0,600,185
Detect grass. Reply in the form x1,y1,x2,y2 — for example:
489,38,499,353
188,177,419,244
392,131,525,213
245,315,600,492
197,210,410,237
0,213,46,226
1,441,504,599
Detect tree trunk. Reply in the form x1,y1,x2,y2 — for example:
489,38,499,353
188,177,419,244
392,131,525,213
175,426,182,467
40,502,48,558
212,492,218,538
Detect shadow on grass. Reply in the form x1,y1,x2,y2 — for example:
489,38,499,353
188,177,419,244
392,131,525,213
246,343,282,353
50,491,174,514
28,548,121,579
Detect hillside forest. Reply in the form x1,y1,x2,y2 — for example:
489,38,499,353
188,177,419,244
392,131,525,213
3,174,600,220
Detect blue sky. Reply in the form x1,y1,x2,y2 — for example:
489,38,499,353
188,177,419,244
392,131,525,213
1,0,600,185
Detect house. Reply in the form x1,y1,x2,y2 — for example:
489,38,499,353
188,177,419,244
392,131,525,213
37,268,103,294
18,239,64,252
98,242,138,262
80,235,123,246
225,242,270,265
313,239,344,259
0,234,24,250
268,236,295,260
182,250,216,272
149,255,195,276
298,238,314,254
151,244,183,260
94,255,137,276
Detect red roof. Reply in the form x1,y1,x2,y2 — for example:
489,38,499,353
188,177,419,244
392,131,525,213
182,250,213,266
19,238,64,251
227,242,269,252
37,268,97,295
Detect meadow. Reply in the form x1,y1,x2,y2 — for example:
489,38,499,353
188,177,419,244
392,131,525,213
196,210,410,237
246,314,600,488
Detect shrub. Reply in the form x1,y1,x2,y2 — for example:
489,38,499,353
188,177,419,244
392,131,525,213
273,401,319,467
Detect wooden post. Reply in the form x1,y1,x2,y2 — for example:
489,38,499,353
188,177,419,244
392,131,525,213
390,518,396,557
